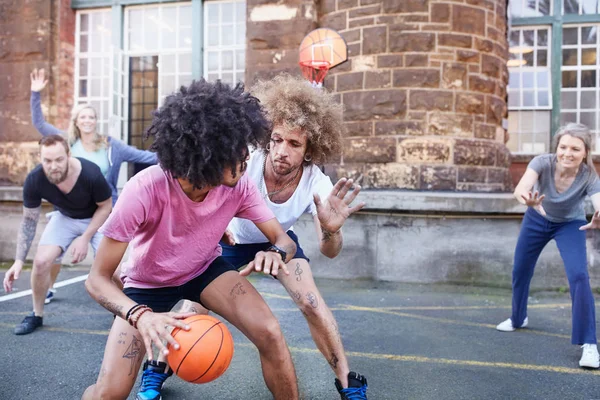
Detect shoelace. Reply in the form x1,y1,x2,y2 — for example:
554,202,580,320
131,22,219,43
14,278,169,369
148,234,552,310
139,370,168,392
340,384,368,400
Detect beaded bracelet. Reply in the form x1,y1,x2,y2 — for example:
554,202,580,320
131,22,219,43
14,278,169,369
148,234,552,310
131,307,152,330
126,304,150,327
125,304,144,322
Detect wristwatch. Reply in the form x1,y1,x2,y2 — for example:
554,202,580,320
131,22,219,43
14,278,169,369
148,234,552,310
266,245,287,261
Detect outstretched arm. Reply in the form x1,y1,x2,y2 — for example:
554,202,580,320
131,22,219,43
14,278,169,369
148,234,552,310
314,178,365,258
580,193,600,231
114,139,158,165
239,218,297,277
86,237,192,358
70,198,112,264
3,206,40,292
30,69,63,136
513,168,546,216
514,168,540,205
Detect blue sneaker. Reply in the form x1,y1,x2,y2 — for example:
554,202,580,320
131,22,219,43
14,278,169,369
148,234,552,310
136,360,173,400
335,371,368,400
44,288,56,305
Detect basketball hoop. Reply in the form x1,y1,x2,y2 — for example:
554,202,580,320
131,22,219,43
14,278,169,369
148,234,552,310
299,60,331,88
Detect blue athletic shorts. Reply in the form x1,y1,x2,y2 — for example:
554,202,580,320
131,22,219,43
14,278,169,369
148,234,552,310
220,230,309,269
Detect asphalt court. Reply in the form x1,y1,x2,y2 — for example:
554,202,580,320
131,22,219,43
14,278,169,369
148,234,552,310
1,267,600,399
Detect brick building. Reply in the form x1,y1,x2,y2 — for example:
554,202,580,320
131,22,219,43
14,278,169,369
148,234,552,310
1,0,514,190
2,0,600,286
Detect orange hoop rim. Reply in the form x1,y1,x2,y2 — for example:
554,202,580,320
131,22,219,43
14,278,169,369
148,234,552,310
299,60,331,70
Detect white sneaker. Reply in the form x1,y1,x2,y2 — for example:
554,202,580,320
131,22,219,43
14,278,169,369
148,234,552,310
44,288,56,305
496,317,528,332
579,344,600,368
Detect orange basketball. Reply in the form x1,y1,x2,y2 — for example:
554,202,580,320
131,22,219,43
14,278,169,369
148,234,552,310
167,314,234,384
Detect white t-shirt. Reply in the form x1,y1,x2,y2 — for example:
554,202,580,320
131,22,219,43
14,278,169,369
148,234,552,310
229,150,333,244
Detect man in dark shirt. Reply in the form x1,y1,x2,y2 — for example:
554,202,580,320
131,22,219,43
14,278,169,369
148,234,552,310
2,134,112,335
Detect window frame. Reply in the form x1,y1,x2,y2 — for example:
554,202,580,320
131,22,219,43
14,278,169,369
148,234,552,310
509,0,600,154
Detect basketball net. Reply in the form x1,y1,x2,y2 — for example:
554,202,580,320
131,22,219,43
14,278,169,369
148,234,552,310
299,60,330,89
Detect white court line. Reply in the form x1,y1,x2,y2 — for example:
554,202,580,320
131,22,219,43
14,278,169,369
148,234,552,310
0,274,88,303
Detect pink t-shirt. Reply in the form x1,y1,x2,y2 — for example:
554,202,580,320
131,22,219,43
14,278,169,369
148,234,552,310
100,166,275,289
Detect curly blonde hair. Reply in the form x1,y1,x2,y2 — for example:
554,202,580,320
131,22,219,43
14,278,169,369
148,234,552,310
66,104,107,151
251,74,344,165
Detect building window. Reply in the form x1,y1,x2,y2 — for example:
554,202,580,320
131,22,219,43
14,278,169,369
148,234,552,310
507,27,552,153
508,0,600,154
204,0,246,85
75,9,112,136
126,3,193,107
560,24,600,149
563,0,600,15
510,0,552,17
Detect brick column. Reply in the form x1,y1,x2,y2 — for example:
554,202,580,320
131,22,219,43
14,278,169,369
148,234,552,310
0,0,74,185
51,0,76,130
246,0,318,84
323,0,511,192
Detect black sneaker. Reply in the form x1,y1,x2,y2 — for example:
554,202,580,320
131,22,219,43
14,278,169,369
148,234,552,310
14,312,43,335
335,371,368,400
136,360,173,400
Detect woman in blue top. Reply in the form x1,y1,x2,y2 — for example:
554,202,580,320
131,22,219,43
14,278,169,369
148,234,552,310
30,69,157,205
30,69,157,299
496,123,600,369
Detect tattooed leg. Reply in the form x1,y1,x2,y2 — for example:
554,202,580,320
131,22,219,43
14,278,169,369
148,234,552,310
83,316,147,399
278,259,351,386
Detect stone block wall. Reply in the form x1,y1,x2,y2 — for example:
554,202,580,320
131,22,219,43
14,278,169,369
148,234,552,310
246,0,318,84
0,0,75,185
320,0,512,192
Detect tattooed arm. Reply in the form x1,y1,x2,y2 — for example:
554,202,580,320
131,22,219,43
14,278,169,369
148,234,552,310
313,178,365,259
85,236,133,318
239,218,297,277
255,218,297,263
16,206,41,262
314,214,343,259
3,206,41,292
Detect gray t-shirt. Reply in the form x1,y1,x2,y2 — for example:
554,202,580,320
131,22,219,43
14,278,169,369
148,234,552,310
529,153,600,222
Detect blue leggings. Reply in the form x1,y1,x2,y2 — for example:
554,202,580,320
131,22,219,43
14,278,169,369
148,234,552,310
511,208,596,344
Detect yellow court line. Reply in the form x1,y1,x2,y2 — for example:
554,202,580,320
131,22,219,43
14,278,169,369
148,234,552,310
341,305,571,340
339,350,600,377
1,322,595,377
259,292,573,311
0,323,108,336
378,303,572,311
261,292,294,300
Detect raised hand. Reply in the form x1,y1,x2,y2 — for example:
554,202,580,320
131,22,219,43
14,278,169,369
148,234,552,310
30,69,48,92
521,191,546,216
314,178,365,234
580,210,600,231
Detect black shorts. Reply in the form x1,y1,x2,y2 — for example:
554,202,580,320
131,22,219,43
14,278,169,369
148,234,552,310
220,230,309,269
123,256,237,312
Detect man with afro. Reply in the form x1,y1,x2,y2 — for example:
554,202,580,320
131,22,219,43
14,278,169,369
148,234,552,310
82,79,299,400
235,73,369,399
136,74,369,400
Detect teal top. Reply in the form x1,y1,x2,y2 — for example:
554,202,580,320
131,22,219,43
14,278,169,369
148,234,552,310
70,140,110,177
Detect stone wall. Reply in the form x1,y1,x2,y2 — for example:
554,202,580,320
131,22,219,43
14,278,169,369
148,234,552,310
320,0,512,192
246,0,318,84
0,0,75,185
